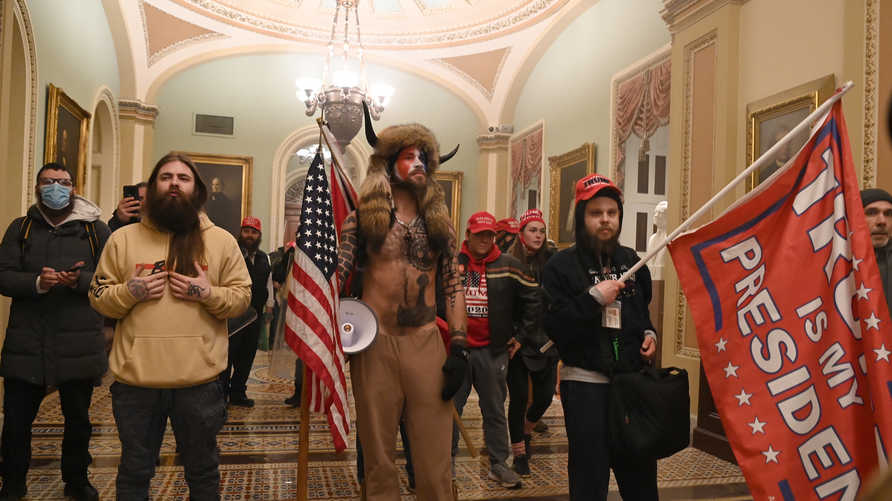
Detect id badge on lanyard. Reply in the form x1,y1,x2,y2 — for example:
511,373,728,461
602,300,621,329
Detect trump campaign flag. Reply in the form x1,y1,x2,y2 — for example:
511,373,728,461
668,101,892,500
284,150,350,452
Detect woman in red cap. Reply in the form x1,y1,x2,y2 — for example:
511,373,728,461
504,208,558,476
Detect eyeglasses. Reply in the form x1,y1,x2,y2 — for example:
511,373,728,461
38,178,73,187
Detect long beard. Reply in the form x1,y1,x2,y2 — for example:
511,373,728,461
146,190,199,235
583,231,619,267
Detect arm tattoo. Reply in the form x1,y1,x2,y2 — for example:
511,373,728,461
127,279,148,301
336,213,359,295
438,234,463,308
449,329,468,348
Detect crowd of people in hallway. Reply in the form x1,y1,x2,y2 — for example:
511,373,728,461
1,114,891,501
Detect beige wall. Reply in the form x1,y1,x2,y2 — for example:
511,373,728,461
736,0,846,181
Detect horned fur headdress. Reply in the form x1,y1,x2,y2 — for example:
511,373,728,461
359,102,459,253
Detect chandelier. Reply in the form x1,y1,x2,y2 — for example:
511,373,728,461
296,0,393,153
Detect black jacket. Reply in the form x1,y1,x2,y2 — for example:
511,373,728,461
506,240,557,371
243,249,270,315
876,241,892,318
0,199,111,386
458,249,541,355
108,211,138,232
542,244,655,374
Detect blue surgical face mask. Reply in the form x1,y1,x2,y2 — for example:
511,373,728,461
40,183,72,210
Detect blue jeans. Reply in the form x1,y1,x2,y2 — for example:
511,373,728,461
111,380,227,501
560,380,658,501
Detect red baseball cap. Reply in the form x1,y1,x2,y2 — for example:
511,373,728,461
467,211,498,234
519,209,546,230
496,218,520,234
241,216,262,233
574,174,623,206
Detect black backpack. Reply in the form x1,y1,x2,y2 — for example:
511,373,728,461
608,365,691,460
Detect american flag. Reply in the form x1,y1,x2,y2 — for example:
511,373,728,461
284,151,350,452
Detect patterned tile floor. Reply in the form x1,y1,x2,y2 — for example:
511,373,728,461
10,353,751,500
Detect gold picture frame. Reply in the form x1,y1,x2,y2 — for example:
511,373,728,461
434,171,463,234
43,84,91,192
746,74,835,189
549,143,596,248
172,151,253,238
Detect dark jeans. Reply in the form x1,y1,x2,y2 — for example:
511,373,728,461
111,380,227,501
560,380,658,501
1,378,94,488
225,319,261,399
506,356,557,444
356,420,414,485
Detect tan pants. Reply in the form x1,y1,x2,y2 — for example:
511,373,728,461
351,327,452,501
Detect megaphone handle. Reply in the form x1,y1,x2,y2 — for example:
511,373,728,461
452,404,478,458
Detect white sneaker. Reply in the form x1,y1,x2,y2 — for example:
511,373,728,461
488,463,522,489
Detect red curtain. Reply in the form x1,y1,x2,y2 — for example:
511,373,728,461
614,59,671,170
510,126,543,216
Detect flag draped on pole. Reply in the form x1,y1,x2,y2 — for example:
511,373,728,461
284,150,350,452
669,102,892,500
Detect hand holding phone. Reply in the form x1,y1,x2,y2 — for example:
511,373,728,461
58,261,85,289
119,185,142,222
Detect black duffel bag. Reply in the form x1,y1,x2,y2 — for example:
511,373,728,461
608,365,690,460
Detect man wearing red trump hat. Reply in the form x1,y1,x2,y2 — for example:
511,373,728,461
452,211,540,489
541,174,658,500
224,216,273,407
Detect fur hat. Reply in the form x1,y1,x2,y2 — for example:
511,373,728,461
358,104,458,253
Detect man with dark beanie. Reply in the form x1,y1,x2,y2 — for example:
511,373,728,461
861,188,892,316
541,174,658,501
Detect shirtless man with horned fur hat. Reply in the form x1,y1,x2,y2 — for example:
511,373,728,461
336,104,467,501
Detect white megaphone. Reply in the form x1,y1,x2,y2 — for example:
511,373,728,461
339,298,378,354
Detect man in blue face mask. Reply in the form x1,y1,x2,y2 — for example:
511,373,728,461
0,163,111,501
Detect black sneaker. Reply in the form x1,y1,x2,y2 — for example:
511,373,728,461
513,454,531,476
533,420,548,433
230,395,255,407
0,484,26,500
284,394,300,407
64,481,99,501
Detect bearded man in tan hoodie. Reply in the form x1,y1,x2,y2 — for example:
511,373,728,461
90,153,251,501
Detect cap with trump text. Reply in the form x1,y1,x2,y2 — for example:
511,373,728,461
467,211,498,234
241,216,262,233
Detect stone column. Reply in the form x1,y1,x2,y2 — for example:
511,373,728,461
475,130,512,217
118,98,159,182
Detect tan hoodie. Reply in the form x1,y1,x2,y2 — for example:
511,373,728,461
89,214,250,388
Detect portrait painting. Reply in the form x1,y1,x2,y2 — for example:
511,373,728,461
509,122,544,218
43,84,91,191
172,151,253,238
746,74,835,189
434,171,463,233
549,143,596,248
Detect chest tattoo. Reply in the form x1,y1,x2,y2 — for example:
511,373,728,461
396,217,435,272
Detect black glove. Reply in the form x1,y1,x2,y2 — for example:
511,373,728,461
441,344,470,401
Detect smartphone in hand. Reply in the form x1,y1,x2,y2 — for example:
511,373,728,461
67,262,86,272
123,184,140,200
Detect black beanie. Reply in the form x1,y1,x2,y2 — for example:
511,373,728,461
861,188,892,208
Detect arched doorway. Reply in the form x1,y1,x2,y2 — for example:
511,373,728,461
88,90,119,217
270,126,371,249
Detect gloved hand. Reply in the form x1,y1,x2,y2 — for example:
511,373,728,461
441,344,469,401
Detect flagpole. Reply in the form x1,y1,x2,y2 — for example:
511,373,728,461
297,365,311,501
617,80,854,283
539,81,853,355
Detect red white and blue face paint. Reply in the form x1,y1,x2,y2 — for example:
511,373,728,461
393,146,427,182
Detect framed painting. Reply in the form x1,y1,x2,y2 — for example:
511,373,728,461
43,84,91,192
434,171,463,234
549,143,596,248
509,122,545,218
746,74,835,189
172,151,253,238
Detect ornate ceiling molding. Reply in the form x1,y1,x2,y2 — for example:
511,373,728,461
660,0,748,34
119,98,161,124
862,0,878,188
141,1,227,66
434,47,511,101
171,0,568,49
